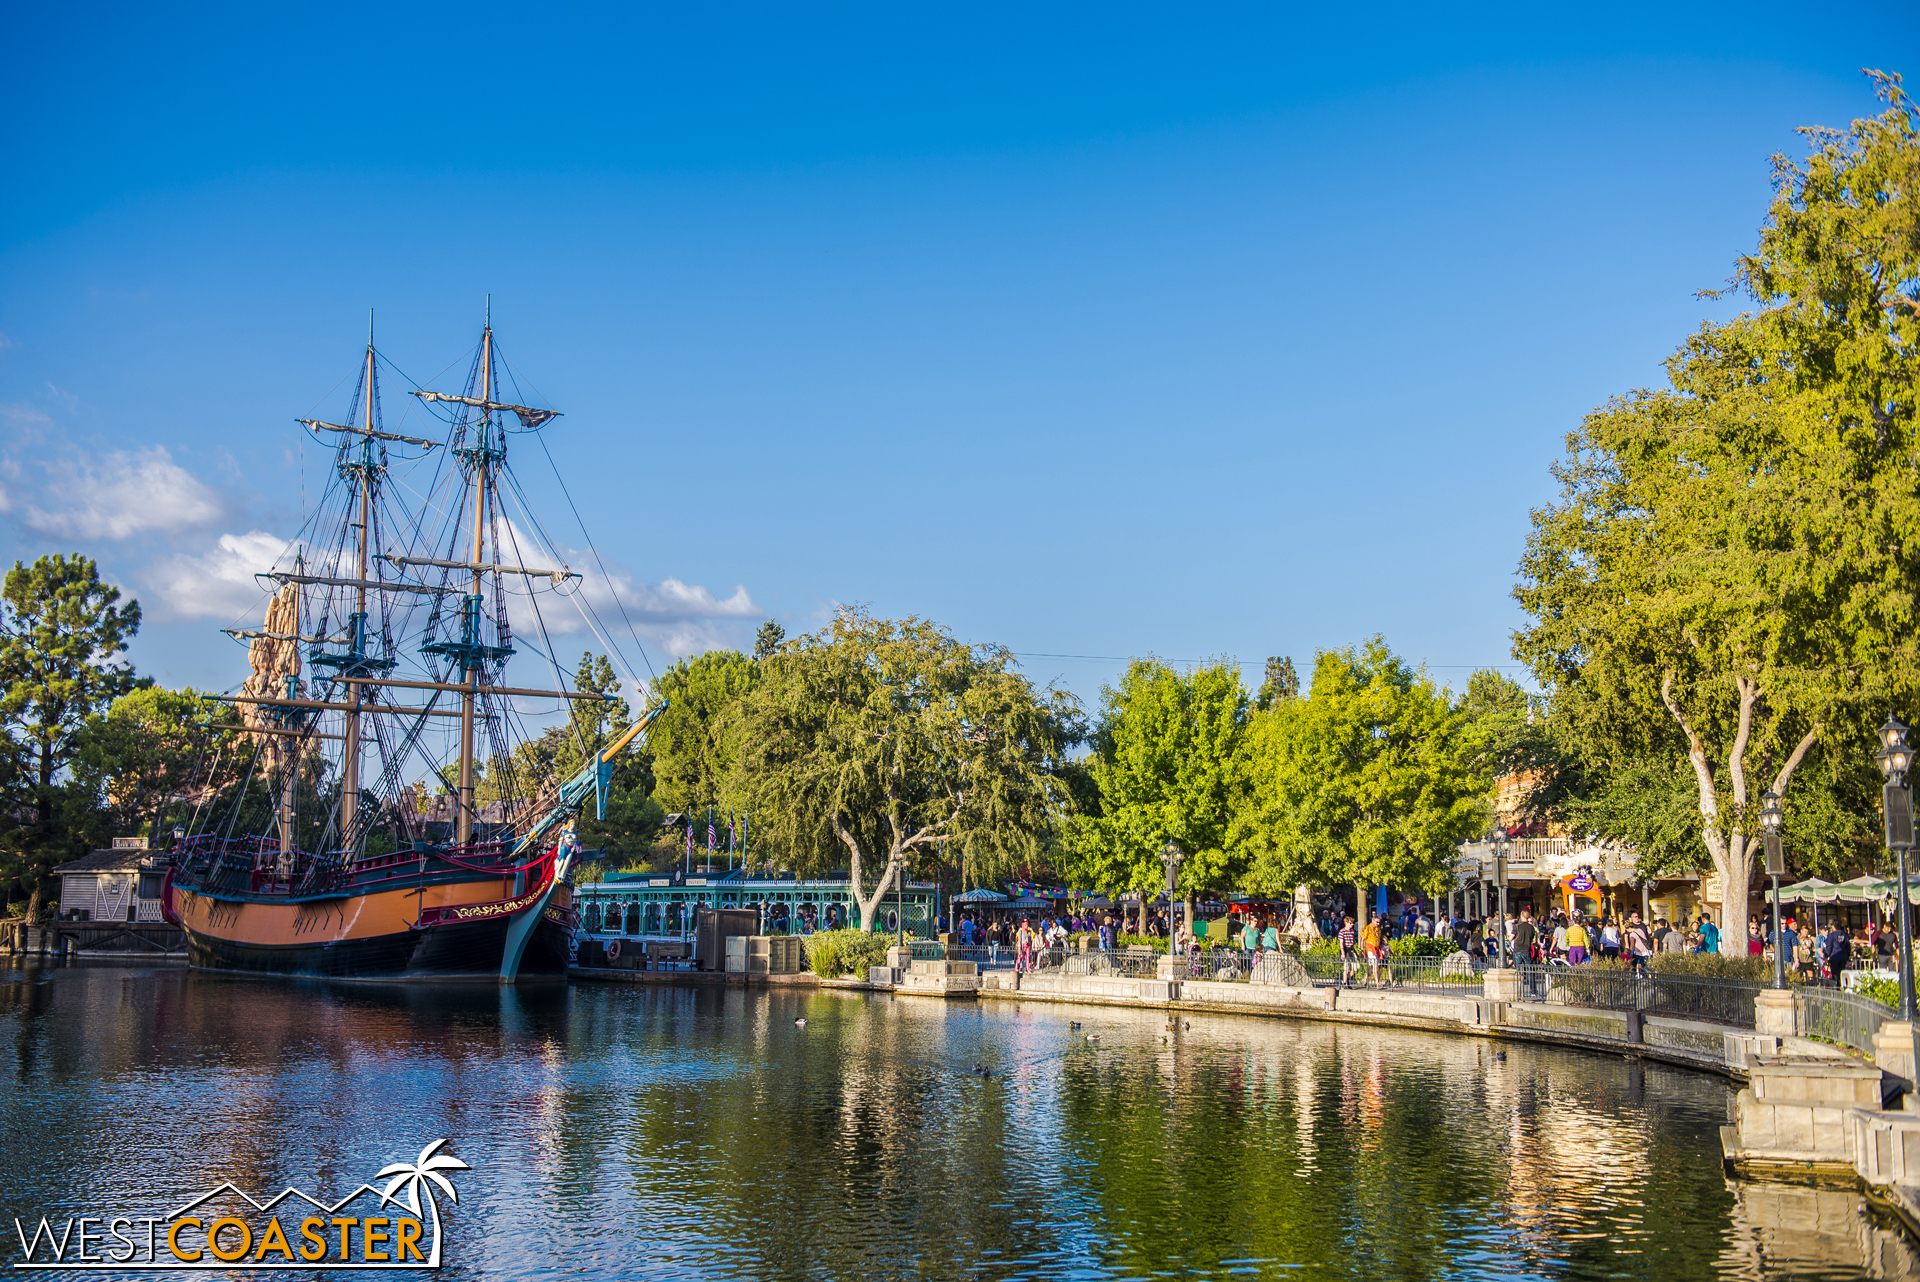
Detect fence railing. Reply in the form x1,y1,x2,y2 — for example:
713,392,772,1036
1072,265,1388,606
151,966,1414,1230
1515,964,1761,1027
1795,986,1897,1057
1290,951,1487,995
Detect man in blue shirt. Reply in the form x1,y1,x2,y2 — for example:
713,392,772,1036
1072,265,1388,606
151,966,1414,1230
1699,912,1720,954
1773,919,1799,971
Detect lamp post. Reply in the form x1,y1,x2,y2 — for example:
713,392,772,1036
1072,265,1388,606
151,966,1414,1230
893,852,906,948
1492,829,1511,965
1161,843,1185,959
1762,788,1786,991
1876,716,1917,1023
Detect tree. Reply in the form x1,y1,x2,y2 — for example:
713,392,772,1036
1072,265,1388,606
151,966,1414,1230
754,620,785,661
1515,76,1920,945
729,609,1082,930
1234,639,1487,918
1256,656,1299,710
69,686,240,845
1456,669,1584,834
645,649,756,821
1069,659,1249,934
0,554,141,919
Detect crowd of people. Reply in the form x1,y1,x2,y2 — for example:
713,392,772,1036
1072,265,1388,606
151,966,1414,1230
947,899,1903,984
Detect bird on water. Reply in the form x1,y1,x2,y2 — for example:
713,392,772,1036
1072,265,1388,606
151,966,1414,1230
795,1018,807,1027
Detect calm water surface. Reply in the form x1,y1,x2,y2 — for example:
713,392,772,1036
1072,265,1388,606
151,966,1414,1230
1,961,1913,1281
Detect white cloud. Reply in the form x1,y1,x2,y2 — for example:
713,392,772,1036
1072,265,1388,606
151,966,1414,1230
5,446,223,540
149,530,290,622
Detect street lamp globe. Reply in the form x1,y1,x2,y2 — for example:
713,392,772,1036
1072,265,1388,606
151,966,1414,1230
1761,789,1783,835
1878,716,1913,780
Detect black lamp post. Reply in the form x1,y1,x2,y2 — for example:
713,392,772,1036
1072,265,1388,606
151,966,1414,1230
1493,828,1511,965
1161,843,1185,959
1876,716,1917,1023
893,852,906,948
1762,788,1786,990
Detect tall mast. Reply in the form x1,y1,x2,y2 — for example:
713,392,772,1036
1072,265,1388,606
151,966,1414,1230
340,334,375,853
455,319,491,848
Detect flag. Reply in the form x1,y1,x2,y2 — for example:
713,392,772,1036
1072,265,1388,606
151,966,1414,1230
708,817,716,852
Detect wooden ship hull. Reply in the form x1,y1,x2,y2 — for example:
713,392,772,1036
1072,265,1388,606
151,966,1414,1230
169,867,576,981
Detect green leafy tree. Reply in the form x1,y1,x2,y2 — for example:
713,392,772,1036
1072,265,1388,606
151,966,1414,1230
729,609,1082,930
1256,656,1299,710
754,620,785,661
1515,75,1920,944
1234,639,1487,918
1456,669,1584,834
646,649,756,820
1069,659,1250,933
69,686,240,844
0,554,141,919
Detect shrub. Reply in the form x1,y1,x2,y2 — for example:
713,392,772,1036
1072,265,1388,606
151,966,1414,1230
1388,936,1452,958
804,929,892,978
1648,953,1776,981
1855,974,1901,1008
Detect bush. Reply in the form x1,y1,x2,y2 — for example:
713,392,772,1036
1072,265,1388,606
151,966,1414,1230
1388,935,1452,958
805,929,892,978
1855,974,1901,1008
1647,953,1776,981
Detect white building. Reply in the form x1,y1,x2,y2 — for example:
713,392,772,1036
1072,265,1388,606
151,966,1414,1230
53,838,168,924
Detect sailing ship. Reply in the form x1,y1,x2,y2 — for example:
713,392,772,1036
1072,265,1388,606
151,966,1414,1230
164,315,661,981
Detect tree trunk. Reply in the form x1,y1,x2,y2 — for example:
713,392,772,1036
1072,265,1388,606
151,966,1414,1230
1658,670,1817,961
834,820,901,932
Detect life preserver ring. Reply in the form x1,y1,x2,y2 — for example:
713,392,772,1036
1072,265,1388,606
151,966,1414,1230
605,939,621,963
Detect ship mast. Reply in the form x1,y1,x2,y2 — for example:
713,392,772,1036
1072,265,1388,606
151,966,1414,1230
341,336,376,853
454,321,492,848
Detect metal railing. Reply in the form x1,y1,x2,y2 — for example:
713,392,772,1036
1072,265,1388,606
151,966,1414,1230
1290,951,1488,995
1515,964,1761,1027
1795,986,1897,1058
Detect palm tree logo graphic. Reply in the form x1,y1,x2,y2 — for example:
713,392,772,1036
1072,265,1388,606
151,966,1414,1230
376,1140,471,1266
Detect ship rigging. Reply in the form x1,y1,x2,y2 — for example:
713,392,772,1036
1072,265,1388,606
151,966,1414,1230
164,314,661,981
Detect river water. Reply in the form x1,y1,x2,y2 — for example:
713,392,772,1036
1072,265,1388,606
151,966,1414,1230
1,961,1914,1281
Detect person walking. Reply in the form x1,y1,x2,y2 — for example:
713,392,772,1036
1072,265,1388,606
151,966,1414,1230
1698,912,1719,954
1511,909,1537,967
1338,915,1360,984
1821,923,1851,986
1625,914,1654,977
1565,916,1590,966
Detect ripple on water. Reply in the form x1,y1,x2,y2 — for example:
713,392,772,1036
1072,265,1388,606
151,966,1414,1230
0,961,1914,1280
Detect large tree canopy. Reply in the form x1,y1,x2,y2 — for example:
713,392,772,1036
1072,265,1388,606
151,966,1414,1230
1515,75,1920,943
1068,659,1250,913
1234,639,1487,910
0,554,142,916
646,649,757,820
728,609,1083,930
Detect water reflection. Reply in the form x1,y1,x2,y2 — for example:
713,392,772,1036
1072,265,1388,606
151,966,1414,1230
0,959,1910,1280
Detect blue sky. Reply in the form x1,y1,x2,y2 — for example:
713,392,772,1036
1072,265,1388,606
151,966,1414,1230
2,2,1916,711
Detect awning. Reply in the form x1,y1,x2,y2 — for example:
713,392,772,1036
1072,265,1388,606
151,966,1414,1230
1866,875,1920,905
952,888,1007,903
1778,877,1839,903
1005,896,1050,910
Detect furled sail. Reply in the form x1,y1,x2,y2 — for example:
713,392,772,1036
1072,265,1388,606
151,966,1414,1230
410,390,560,429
